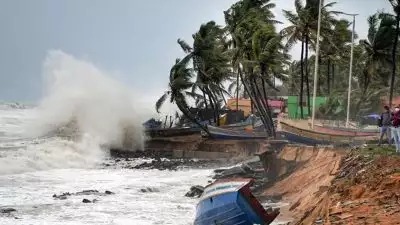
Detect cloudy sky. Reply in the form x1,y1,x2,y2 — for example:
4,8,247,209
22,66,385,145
0,0,392,107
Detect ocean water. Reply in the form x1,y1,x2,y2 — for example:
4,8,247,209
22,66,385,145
0,51,215,225
0,104,214,225
0,51,285,225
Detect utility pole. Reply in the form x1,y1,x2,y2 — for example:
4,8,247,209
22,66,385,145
311,0,323,129
343,13,358,128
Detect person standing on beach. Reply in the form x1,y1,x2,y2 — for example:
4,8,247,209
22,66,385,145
391,106,400,153
378,105,392,146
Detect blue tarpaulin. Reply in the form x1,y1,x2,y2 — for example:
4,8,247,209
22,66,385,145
363,114,380,119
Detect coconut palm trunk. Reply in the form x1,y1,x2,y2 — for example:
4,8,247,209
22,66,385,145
299,37,305,119
176,99,209,135
261,77,276,137
305,32,311,116
252,77,274,135
236,71,240,111
239,68,272,136
390,14,400,107
327,59,331,94
331,63,335,88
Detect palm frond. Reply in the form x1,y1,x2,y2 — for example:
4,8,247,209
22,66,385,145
155,93,168,113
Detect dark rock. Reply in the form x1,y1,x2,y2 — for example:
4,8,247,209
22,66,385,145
76,190,99,195
82,199,92,203
1,208,16,213
185,185,205,198
140,187,160,193
105,190,114,195
213,164,254,179
53,192,71,200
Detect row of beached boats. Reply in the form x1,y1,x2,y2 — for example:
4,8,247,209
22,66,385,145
144,117,379,145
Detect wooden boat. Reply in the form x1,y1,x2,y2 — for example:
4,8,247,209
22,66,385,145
194,178,279,225
280,121,377,145
314,124,379,136
276,131,331,146
145,127,200,138
204,125,268,140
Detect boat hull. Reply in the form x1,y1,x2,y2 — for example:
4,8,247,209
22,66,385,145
205,125,268,140
314,125,378,136
194,179,279,225
145,127,200,138
280,122,377,145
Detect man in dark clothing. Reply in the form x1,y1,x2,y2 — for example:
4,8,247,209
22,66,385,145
391,106,400,153
378,105,392,146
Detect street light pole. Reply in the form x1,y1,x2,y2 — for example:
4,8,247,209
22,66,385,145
344,13,358,128
311,0,323,129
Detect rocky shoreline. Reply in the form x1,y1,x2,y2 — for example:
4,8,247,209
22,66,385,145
7,145,393,224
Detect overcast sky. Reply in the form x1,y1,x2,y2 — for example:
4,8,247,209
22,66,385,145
0,0,392,105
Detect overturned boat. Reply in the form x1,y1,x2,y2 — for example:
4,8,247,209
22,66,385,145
194,178,279,225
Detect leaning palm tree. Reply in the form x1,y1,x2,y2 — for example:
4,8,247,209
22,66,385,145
224,0,278,118
178,21,231,125
225,0,284,136
155,58,209,134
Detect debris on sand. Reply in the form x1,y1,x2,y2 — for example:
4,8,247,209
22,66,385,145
295,146,400,225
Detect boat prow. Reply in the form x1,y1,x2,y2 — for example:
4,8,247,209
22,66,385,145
194,178,279,225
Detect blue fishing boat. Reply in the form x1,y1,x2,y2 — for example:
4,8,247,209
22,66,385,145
194,178,279,225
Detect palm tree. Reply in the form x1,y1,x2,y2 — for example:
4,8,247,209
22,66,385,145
178,21,231,125
320,19,353,94
360,13,395,93
224,0,281,137
282,0,338,118
155,58,209,134
224,0,278,112
388,0,400,107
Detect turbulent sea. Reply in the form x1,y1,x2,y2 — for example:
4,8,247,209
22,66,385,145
0,51,214,225
0,103,212,225
0,51,285,225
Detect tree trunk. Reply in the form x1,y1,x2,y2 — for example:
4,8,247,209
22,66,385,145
210,90,221,126
327,59,331,94
261,77,276,137
219,88,227,107
389,16,400,108
164,115,168,128
238,68,271,136
253,77,273,135
169,116,173,128
176,99,209,135
236,69,240,111
206,89,217,125
332,63,335,88
305,32,311,116
300,38,305,119
251,80,272,135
